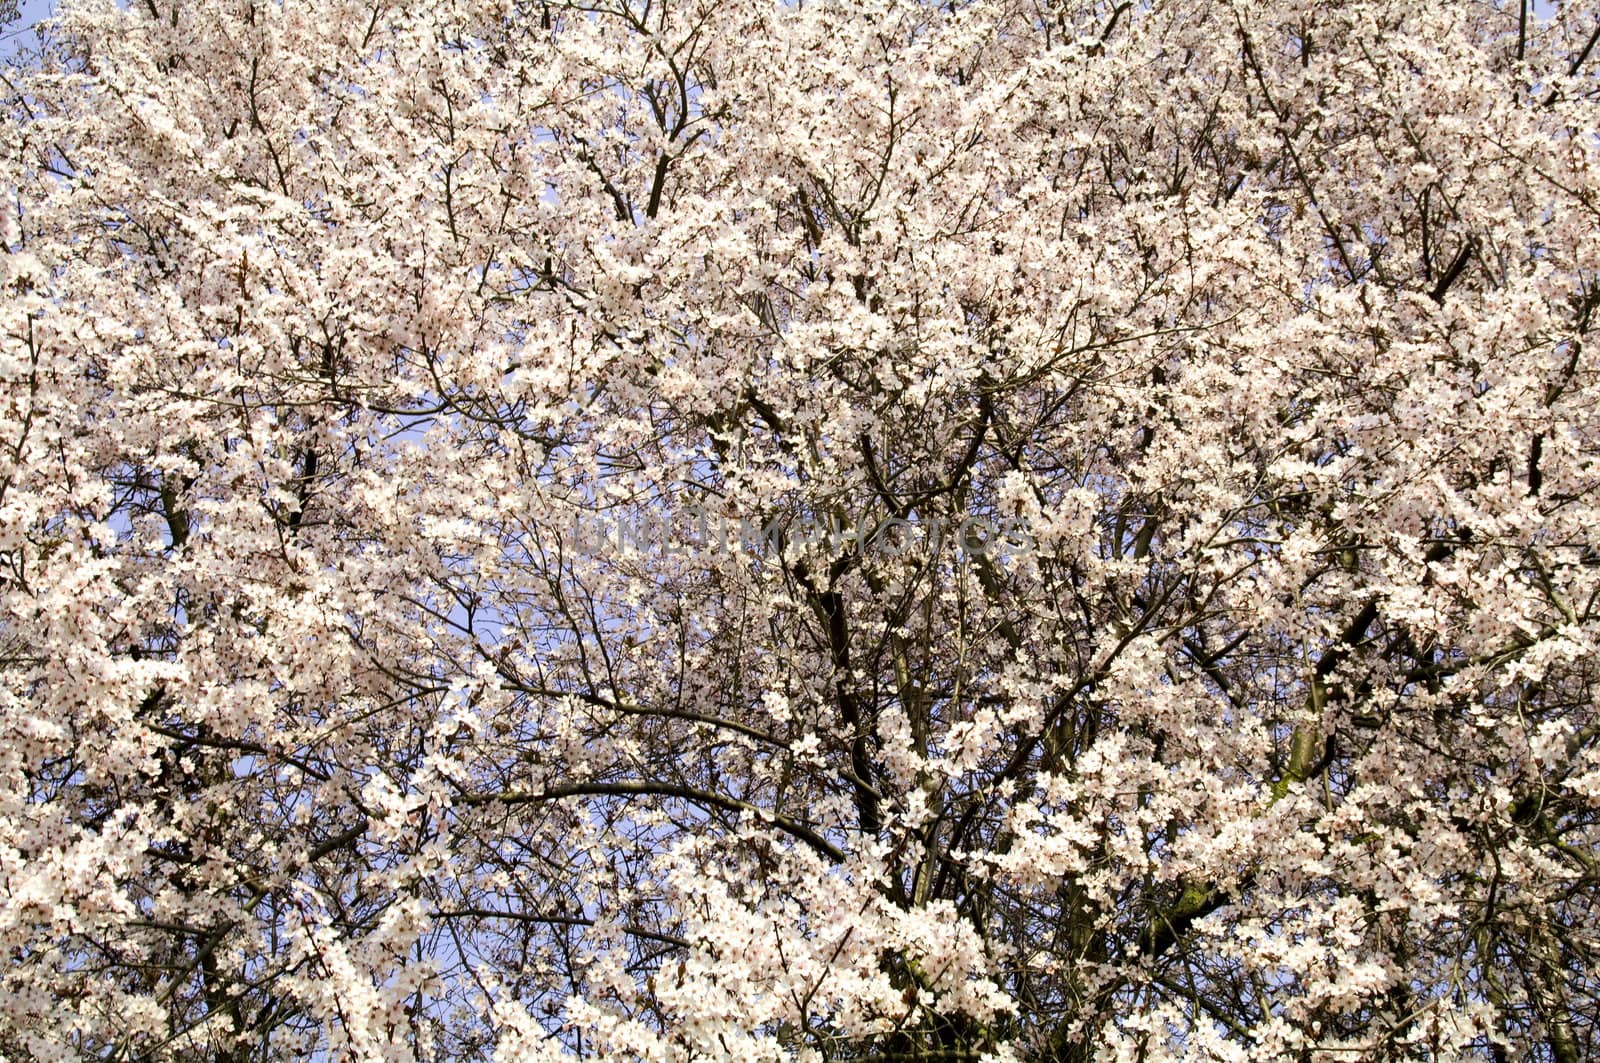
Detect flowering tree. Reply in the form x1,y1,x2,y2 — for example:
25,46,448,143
4,0,1600,1058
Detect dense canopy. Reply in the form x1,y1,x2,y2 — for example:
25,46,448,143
4,0,1600,1059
